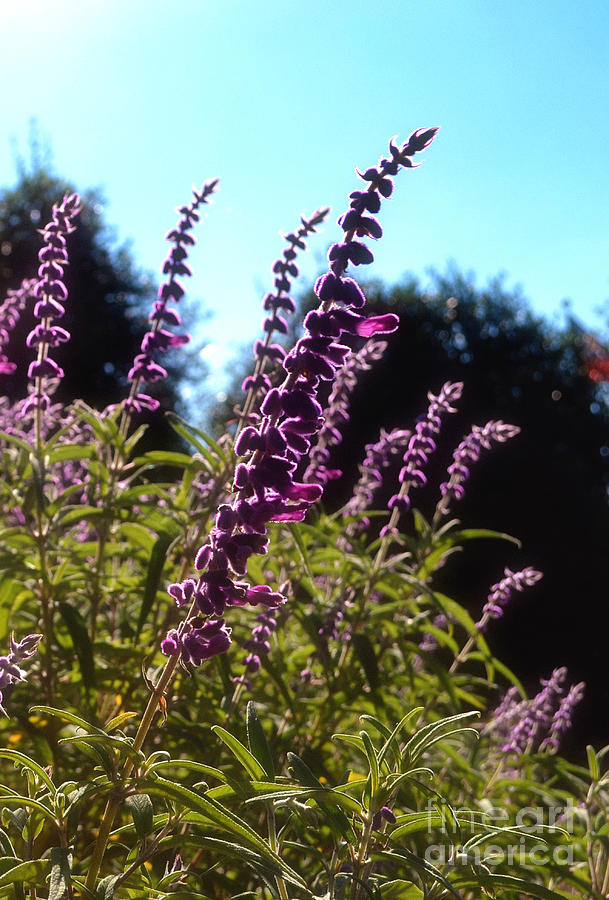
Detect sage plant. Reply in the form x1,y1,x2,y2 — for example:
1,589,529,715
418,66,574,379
161,128,439,668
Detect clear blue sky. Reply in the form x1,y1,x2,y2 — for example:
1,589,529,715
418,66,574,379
2,0,608,396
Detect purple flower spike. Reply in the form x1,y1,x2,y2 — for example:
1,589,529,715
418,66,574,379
491,667,583,755
0,632,43,716
438,420,520,514
382,382,462,534
540,681,585,753
476,566,543,629
238,207,330,428
305,340,388,486
343,427,412,536
23,194,81,420
123,178,218,418
0,279,36,376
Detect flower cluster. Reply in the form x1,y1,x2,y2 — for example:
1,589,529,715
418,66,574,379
0,632,43,716
162,128,439,665
343,426,412,532
0,279,36,375
476,566,543,630
490,668,584,754
232,607,280,688
21,194,81,420
540,680,586,753
124,179,218,416
304,339,387,486
438,419,520,514
380,381,463,537
240,208,329,424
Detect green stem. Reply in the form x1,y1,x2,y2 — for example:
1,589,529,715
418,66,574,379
83,648,182,891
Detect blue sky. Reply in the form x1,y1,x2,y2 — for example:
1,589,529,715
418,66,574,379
2,0,608,395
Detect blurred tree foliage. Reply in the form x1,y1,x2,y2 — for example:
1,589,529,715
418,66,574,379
0,139,206,436
217,267,609,747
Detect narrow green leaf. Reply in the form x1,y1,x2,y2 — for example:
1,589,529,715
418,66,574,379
146,776,306,887
0,431,31,453
0,795,57,824
360,730,379,797
148,757,227,783
136,531,174,637
49,847,73,900
452,872,570,899
380,881,424,899
47,444,95,464
58,602,96,689
0,858,51,889
352,633,379,689
133,450,201,468
286,753,356,842
246,702,275,780
118,522,156,553
587,745,600,782
287,523,314,583
0,750,56,795
211,726,266,780
375,708,425,772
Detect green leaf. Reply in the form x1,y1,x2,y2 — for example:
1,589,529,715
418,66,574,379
246,702,275,780
402,711,479,766
58,602,96,689
167,413,229,465
46,444,95,464
0,749,56,795
133,450,202,468
95,874,121,899
118,522,156,553
286,753,356,842
148,757,227,783
0,795,57,824
352,633,379,689
49,846,73,900
375,708,425,772
587,745,600,782
380,881,424,898
211,726,266,780
287,523,315,583
126,793,154,839
0,858,51,888
361,729,379,798
377,847,465,900
0,431,31,454
136,530,175,637
452,872,570,899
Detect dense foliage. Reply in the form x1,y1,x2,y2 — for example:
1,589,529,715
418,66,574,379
0,127,606,899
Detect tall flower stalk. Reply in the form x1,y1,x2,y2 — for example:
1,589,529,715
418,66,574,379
20,194,81,704
22,194,81,448
450,566,543,672
119,179,218,440
238,207,330,433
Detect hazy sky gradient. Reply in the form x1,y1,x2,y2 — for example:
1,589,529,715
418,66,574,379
2,0,608,391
